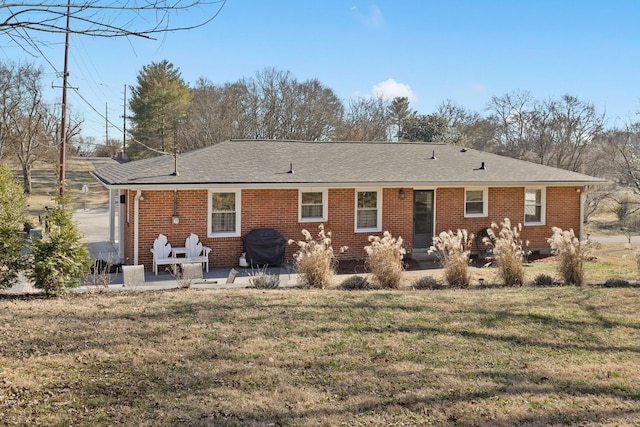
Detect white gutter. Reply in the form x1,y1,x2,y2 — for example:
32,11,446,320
134,190,142,265
97,180,611,192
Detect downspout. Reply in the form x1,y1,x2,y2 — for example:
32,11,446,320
117,190,125,264
134,190,142,265
579,188,585,241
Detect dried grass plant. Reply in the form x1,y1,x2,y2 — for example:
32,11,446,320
364,231,406,289
547,226,587,286
248,266,281,289
429,229,473,288
84,256,114,292
485,218,527,286
289,225,347,289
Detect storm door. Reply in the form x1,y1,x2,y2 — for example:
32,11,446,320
413,190,434,249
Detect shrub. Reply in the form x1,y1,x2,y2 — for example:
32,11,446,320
84,256,115,292
30,200,91,295
248,267,281,289
533,274,556,287
0,165,29,289
364,231,406,289
412,275,444,290
484,218,527,286
429,229,473,288
289,225,347,289
603,278,630,288
339,275,375,290
547,227,586,286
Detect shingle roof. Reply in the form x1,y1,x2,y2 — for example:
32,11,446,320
91,140,609,188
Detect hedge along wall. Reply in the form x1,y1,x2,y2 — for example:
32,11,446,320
434,186,582,252
132,187,414,269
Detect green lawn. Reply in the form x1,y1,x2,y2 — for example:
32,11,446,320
1,287,639,426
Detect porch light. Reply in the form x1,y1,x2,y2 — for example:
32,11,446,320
399,188,405,200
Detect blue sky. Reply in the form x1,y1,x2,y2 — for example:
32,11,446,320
3,0,640,142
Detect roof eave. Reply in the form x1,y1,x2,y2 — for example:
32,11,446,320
92,179,611,191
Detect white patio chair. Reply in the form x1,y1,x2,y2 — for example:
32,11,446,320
184,233,212,272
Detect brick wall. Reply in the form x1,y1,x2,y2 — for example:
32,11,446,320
126,185,582,269
130,187,414,269
435,186,582,252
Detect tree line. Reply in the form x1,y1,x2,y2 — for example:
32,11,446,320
1,59,639,203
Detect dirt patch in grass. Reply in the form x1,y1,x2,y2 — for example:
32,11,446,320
1,287,639,426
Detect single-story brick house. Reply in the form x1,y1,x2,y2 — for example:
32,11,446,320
91,140,607,269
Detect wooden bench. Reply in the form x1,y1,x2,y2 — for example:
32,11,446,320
150,234,212,275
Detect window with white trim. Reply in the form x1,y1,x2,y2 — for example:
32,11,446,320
299,190,327,222
209,190,241,237
355,189,382,232
465,188,487,217
524,188,545,224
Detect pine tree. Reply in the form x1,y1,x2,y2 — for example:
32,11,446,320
128,60,192,159
0,166,29,289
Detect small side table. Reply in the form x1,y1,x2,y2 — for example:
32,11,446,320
172,247,188,259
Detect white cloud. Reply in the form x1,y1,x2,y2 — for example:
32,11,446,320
373,79,418,102
350,4,383,27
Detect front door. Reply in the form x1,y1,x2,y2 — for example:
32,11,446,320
413,190,434,248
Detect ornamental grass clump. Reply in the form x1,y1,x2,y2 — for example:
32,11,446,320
547,226,586,286
484,218,527,286
429,229,473,288
338,275,375,290
364,231,406,289
289,225,347,289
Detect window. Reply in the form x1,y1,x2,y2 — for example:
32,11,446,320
209,190,241,237
465,188,487,217
356,189,382,232
299,190,327,222
525,188,545,224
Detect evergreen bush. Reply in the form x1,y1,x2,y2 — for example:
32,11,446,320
0,166,29,289
30,200,91,295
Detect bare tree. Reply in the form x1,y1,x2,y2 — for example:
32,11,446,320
287,78,343,141
602,122,640,193
2,0,227,53
0,61,49,193
185,70,343,145
488,91,605,172
338,96,391,141
93,138,122,157
437,100,496,150
546,95,605,172
487,90,539,159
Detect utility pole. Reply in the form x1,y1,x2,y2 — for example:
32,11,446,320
58,0,71,197
122,84,127,157
105,103,109,145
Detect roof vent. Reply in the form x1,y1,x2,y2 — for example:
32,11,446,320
478,162,486,170
287,163,294,174
460,148,467,152
431,151,436,160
